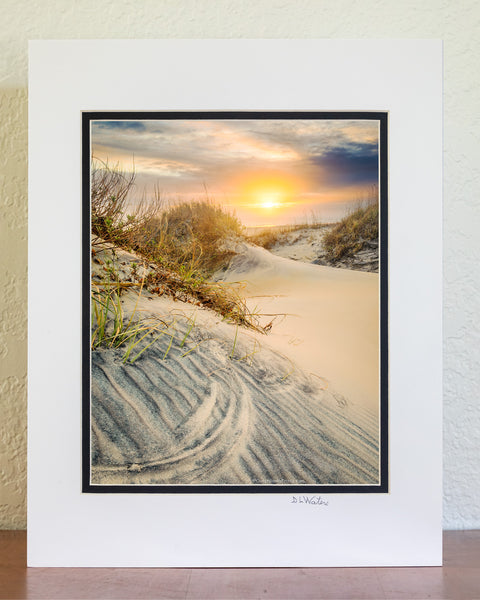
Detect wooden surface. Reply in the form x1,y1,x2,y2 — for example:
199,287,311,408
0,530,479,599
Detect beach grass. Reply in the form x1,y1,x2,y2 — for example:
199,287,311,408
136,198,243,275
91,158,162,249
247,222,327,250
322,200,378,260
90,159,264,333
91,280,169,363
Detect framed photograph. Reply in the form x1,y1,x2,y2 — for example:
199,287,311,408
29,40,442,567
83,111,388,494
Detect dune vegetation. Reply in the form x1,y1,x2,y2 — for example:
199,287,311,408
247,222,327,250
90,160,264,339
137,199,243,275
322,201,379,261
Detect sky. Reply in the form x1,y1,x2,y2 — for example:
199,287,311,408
91,118,380,227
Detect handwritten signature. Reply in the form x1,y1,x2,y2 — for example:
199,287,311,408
291,495,329,506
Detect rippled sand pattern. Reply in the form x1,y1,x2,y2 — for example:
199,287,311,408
91,319,379,486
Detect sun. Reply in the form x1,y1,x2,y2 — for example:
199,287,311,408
262,200,279,209
258,191,282,210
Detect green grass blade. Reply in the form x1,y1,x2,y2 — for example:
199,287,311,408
123,326,166,363
180,312,196,347
180,340,205,358
163,333,175,360
127,330,167,364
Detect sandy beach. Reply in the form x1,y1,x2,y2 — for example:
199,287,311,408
90,235,380,486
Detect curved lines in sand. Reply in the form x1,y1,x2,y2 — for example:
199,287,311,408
242,443,279,484
246,415,304,484
347,404,380,438
299,400,378,482
91,412,126,466
242,362,379,483
318,401,380,475
124,356,194,417
91,352,254,484
255,405,318,468
251,400,340,483
228,359,319,481
92,369,154,460
221,353,378,484
172,381,220,445
185,381,253,483
94,362,172,448
91,310,380,485
319,401,378,455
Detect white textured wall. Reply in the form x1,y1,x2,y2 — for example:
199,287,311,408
0,0,478,530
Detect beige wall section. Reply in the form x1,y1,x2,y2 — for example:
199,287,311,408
0,88,28,529
1,0,479,530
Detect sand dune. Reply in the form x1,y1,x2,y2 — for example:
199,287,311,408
260,225,379,272
217,240,380,414
90,239,381,486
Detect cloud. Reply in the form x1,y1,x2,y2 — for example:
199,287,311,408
94,121,147,132
91,118,380,197
309,142,378,186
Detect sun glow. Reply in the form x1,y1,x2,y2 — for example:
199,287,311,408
259,192,282,210
261,201,279,209
236,173,299,204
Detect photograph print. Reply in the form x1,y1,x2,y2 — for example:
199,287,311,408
83,112,388,493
